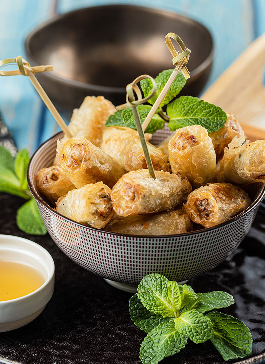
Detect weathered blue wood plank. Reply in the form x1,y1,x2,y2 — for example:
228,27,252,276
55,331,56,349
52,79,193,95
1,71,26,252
253,0,265,37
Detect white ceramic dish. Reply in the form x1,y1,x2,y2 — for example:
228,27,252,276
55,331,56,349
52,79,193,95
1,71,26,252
0,235,55,332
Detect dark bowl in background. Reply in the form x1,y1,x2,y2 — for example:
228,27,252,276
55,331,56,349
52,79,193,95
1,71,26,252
25,5,214,115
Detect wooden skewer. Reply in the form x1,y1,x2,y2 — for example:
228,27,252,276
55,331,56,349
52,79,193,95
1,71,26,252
24,66,72,139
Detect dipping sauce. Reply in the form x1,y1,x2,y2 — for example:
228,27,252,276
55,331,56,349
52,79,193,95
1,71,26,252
0,261,45,301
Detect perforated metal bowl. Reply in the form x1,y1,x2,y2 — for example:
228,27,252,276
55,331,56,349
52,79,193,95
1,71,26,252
27,129,265,291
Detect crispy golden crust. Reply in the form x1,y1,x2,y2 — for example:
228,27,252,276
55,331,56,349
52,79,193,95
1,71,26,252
105,209,193,235
69,96,116,146
36,166,75,204
184,183,251,228
101,126,170,172
217,139,265,184
111,169,192,216
57,137,126,188
56,182,114,229
168,125,217,188
210,113,245,161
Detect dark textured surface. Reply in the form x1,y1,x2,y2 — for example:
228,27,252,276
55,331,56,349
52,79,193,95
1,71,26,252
0,193,265,364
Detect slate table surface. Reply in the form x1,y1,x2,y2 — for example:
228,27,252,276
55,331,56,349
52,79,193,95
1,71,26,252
0,192,265,364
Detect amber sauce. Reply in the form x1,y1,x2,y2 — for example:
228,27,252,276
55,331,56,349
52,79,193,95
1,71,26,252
0,261,45,301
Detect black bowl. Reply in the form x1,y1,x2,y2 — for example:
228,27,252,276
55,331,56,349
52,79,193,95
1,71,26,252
25,4,214,115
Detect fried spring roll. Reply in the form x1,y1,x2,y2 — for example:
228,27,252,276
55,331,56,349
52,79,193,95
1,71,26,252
36,166,75,204
58,137,126,188
217,139,265,184
69,96,116,146
168,125,217,187
209,113,245,161
111,170,192,216
101,126,170,172
56,182,113,229
184,183,251,228
157,133,175,157
106,209,193,235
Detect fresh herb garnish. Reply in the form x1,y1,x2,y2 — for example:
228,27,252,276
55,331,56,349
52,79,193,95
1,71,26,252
129,273,252,364
105,69,227,134
0,146,47,235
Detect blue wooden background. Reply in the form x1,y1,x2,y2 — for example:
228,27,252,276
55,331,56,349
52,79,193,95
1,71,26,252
0,0,264,154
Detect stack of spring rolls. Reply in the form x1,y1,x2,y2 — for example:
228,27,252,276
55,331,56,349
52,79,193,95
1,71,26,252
36,97,264,235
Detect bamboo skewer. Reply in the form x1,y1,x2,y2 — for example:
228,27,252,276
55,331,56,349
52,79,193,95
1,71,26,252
142,33,191,132
0,56,72,139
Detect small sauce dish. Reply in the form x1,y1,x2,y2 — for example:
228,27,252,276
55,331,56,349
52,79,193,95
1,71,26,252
0,235,55,332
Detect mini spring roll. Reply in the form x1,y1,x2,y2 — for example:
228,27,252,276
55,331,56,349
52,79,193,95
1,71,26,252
101,126,170,172
56,182,113,229
58,137,126,188
111,170,192,216
184,183,251,228
209,113,245,161
106,209,193,235
36,166,75,204
168,125,217,188
217,139,265,184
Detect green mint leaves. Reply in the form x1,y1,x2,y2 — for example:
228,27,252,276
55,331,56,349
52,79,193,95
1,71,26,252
0,145,47,235
167,96,227,133
140,69,186,107
105,106,165,134
130,274,252,364
105,69,227,134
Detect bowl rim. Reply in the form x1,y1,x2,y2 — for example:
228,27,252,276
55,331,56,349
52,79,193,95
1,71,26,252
24,4,214,94
27,131,265,239
0,234,55,304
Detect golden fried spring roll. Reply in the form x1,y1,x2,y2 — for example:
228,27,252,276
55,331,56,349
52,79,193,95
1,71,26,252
56,182,114,229
209,113,245,161
217,139,265,184
69,96,116,146
157,133,175,157
168,125,217,187
58,137,126,188
105,209,193,235
111,170,192,216
184,183,251,228
36,166,75,204
101,126,170,172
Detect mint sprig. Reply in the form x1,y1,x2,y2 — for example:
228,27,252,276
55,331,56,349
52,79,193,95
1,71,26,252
105,69,227,134
0,146,47,235
130,273,252,364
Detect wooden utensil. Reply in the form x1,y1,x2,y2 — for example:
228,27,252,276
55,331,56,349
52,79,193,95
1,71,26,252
201,33,265,141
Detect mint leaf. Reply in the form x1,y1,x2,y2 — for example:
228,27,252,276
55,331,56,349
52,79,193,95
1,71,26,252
129,294,166,333
0,166,30,199
140,69,186,107
122,106,165,134
0,145,15,171
179,284,198,309
17,199,47,235
195,292,234,313
105,110,125,127
14,149,30,191
207,311,253,361
137,274,181,318
167,96,227,133
175,309,212,344
140,319,187,364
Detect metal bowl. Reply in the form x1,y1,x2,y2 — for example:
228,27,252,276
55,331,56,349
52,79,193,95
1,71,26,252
24,5,214,115
27,128,265,292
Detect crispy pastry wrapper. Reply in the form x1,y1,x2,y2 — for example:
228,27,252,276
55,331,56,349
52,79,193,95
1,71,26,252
209,113,245,161
105,209,193,235
57,137,126,188
36,166,75,204
101,126,170,172
56,182,114,229
168,125,217,188
184,183,251,228
111,169,192,216
53,96,115,165
217,138,265,184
